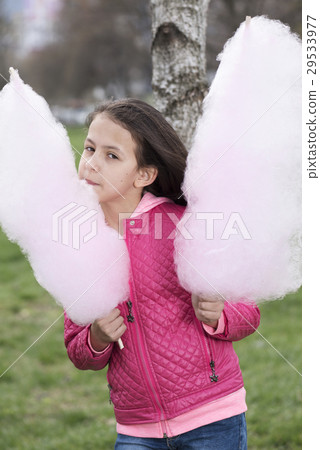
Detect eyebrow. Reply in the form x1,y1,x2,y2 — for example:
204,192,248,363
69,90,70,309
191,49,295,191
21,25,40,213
85,137,123,153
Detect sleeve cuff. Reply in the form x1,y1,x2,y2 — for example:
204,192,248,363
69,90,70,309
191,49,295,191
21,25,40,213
87,327,111,356
202,312,226,336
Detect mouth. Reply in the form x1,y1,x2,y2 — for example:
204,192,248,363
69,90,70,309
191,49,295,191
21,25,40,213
85,179,99,186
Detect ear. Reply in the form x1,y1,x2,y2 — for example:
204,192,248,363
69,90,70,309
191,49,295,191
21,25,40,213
134,166,158,188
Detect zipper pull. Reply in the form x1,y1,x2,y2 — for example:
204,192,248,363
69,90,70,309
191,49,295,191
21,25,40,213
209,360,218,382
127,300,135,323
107,384,113,404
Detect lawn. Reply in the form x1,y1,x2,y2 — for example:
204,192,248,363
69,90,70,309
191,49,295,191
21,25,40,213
0,127,302,449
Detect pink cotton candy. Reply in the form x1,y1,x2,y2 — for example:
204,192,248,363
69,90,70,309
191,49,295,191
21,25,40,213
174,16,301,303
0,69,130,325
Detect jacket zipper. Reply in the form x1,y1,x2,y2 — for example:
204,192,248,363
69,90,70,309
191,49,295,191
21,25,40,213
134,322,165,416
208,335,218,382
194,316,219,383
126,300,135,323
126,278,168,437
131,314,169,436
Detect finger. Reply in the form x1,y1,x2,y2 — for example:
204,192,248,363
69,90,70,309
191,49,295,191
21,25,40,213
111,323,127,341
97,308,121,326
111,315,125,330
191,293,198,306
197,310,222,322
108,307,121,321
101,315,124,335
198,301,224,312
192,294,223,306
199,297,224,305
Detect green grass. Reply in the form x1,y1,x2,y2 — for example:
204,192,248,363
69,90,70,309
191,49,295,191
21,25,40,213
0,127,301,449
234,292,302,449
67,126,87,167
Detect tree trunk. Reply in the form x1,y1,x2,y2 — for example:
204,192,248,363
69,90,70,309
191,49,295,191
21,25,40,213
150,0,210,150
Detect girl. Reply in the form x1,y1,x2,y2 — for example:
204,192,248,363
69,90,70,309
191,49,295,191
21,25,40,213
64,98,260,449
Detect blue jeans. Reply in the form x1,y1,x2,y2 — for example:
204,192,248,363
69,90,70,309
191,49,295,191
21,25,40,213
115,413,247,449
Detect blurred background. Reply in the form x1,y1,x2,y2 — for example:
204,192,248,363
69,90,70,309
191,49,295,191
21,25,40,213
0,0,301,125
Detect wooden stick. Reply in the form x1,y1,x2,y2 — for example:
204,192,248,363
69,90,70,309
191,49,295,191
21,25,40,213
118,338,124,350
245,16,251,26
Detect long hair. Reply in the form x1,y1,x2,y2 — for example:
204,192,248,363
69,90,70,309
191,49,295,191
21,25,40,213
86,99,187,206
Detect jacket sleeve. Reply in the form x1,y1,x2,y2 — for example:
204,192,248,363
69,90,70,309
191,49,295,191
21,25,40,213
64,312,114,371
212,301,260,342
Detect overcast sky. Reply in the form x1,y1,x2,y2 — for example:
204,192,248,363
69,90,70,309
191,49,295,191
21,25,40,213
3,0,61,54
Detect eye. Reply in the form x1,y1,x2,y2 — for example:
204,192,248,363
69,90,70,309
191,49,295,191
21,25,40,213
84,146,95,153
107,153,118,160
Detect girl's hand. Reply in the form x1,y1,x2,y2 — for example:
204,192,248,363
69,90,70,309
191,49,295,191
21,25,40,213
191,294,224,329
90,308,127,351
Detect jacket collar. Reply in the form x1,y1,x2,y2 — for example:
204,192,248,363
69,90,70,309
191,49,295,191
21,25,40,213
130,192,173,219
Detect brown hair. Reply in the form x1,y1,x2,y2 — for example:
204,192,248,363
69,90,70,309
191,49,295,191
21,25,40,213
86,98,187,206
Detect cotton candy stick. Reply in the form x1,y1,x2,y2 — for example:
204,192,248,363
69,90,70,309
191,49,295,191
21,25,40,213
0,69,130,334
174,16,301,303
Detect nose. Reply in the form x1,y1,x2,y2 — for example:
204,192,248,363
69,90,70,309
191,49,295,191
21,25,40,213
84,152,100,172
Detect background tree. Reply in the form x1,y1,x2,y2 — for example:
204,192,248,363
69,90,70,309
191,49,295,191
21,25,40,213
150,0,210,149
17,0,301,103
206,0,301,78
14,0,301,143
20,0,152,102
150,0,301,148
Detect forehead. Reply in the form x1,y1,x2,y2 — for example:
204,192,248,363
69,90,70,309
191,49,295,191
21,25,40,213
87,114,136,153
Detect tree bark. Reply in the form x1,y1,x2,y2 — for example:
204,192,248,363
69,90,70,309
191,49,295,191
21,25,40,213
150,0,210,149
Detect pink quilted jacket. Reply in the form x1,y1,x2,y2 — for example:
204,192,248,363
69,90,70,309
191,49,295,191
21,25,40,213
64,196,260,425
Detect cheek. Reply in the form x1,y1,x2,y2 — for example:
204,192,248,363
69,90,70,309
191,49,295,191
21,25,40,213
116,171,134,185
78,160,84,177
120,172,130,182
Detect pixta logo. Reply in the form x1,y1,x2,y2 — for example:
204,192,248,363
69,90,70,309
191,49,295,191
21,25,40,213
120,211,251,240
52,203,98,249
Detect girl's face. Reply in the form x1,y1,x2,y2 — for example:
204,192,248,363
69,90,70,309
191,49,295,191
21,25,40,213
78,114,145,205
